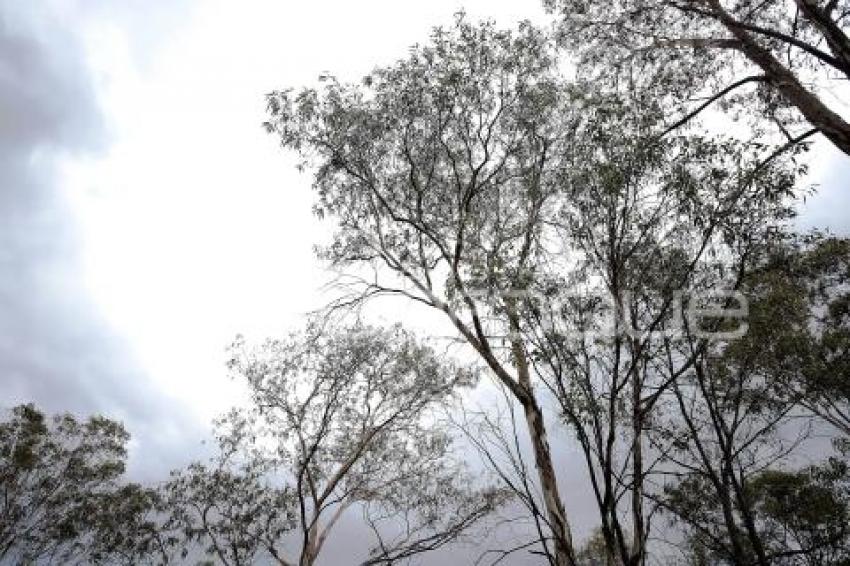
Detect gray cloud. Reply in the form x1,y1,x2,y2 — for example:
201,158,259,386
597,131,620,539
0,5,205,481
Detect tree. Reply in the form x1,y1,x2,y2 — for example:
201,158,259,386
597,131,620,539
165,323,505,566
163,454,297,566
265,15,808,565
266,17,582,565
518,86,802,565
656,337,807,566
750,459,850,565
664,460,850,564
654,235,850,565
543,0,850,157
0,404,162,565
86,483,176,565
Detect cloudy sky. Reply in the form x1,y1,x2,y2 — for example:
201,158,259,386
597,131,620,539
1,0,849,561
0,0,552,473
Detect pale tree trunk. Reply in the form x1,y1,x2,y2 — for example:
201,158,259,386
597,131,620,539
508,308,576,566
428,283,577,564
300,521,318,566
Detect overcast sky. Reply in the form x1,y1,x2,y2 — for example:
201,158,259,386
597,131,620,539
0,0,551,471
2,1,849,562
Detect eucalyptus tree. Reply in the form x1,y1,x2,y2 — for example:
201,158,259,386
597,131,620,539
517,85,802,565
266,17,583,565
543,0,850,158
753,235,850,438
264,15,809,565
162,444,297,566
655,319,808,566
664,459,850,564
651,234,850,565
748,459,850,564
88,483,175,565
168,323,503,566
0,404,165,565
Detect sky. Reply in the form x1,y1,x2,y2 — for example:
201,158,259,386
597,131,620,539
1,0,553,474
1,0,849,563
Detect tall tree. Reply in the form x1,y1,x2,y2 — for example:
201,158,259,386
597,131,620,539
266,17,582,565
518,85,800,565
544,0,850,157
265,15,807,565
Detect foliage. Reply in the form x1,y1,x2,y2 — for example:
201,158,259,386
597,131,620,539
163,456,296,566
5,9,848,566
666,459,850,565
0,403,164,565
657,235,850,566
265,12,814,565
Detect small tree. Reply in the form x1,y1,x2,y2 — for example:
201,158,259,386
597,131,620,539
753,235,850,437
87,483,175,565
166,323,504,566
0,404,155,564
655,235,850,565
664,460,850,564
163,454,296,566
751,459,850,564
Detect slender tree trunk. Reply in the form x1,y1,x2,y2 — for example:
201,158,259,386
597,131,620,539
300,522,318,566
629,365,645,566
522,399,574,566
727,465,770,566
718,467,750,564
674,376,749,565
508,310,576,566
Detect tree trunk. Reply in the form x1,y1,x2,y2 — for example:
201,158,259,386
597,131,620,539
300,522,318,566
711,0,850,158
446,294,577,565
629,365,646,566
508,318,576,566
793,0,850,77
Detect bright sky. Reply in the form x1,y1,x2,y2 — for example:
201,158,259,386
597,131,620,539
57,0,553,428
